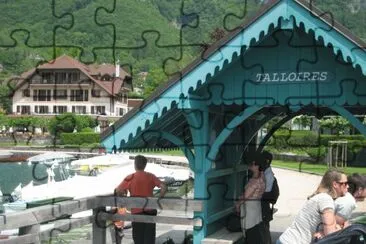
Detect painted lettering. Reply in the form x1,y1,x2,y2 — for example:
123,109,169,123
255,71,328,82
262,73,271,82
296,72,304,81
312,72,320,80
280,73,288,82
256,74,263,82
288,72,297,81
272,73,279,82
303,72,311,81
319,72,327,81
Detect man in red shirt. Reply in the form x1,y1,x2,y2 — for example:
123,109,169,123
115,155,167,244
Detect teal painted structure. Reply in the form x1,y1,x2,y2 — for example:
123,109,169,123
101,0,366,243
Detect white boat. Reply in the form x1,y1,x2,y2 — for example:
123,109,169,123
20,156,191,200
27,152,76,181
70,153,132,175
27,152,75,166
2,201,27,213
2,184,25,213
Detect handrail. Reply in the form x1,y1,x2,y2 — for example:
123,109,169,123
0,197,97,231
0,195,203,244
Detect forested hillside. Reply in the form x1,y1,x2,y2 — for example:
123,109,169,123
0,0,365,86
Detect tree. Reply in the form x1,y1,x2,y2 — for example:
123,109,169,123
143,68,168,98
293,115,312,130
0,83,12,113
0,113,8,131
48,113,98,136
319,116,351,135
30,116,50,134
8,116,33,132
75,115,98,132
48,113,77,137
209,28,226,42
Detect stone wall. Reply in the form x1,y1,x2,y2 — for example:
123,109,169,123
0,133,54,145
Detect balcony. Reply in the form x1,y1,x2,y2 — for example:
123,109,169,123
30,79,91,86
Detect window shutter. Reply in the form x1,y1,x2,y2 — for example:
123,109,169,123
85,90,88,101
33,90,38,101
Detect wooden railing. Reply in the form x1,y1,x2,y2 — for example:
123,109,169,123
0,195,203,244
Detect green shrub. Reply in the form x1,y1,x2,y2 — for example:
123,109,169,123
80,127,94,133
49,114,98,136
270,130,365,150
305,146,327,161
60,132,100,145
75,116,98,132
287,131,320,147
49,113,76,136
270,129,291,149
319,135,365,146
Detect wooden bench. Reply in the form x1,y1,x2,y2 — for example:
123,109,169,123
202,228,243,244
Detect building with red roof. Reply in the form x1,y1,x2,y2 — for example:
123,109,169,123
12,55,133,117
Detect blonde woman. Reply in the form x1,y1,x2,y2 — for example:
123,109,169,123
277,169,349,244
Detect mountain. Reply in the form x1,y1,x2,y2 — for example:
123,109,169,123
0,0,365,80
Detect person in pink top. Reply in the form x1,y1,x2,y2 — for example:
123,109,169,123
115,155,167,244
236,153,266,244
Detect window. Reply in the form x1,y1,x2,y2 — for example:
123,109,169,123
35,106,49,114
41,72,52,83
71,90,88,101
91,106,105,115
53,106,67,114
16,106,31,115
53,89,67,100
72,106,86,114
91,89,101,97
101,75,111,81
33,90,38,101
33,89,51,101
71,72,79,82
22,106,30,114
22,90,30,97
119,108,125,116
55,73,65,83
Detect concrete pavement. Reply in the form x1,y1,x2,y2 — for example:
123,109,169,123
71,166,366,243
112,167,324,243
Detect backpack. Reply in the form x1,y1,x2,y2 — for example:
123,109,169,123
261,177,280,222
262,177,279,205
226,213,242,232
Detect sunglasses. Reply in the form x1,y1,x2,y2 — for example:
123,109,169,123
337,181,348,186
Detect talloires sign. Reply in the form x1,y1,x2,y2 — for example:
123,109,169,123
255,71,328,83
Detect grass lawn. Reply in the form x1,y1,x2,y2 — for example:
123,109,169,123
272,160,366,175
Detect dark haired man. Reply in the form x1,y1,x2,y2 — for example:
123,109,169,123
115,155,167,244
313,173,366,240
261,151,277,244
335,173,366,228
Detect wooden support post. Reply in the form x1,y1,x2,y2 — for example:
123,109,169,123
328,145,332,168
336,144,339,168
345,144,348,168
92,207,107,244
342,144,345,168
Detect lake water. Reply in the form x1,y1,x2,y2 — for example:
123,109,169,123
0,162,69,195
